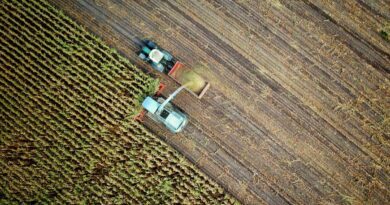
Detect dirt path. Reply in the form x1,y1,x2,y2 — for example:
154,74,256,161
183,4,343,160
49,0,389,204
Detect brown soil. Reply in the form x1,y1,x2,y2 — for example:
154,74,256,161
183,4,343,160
48,0,390,204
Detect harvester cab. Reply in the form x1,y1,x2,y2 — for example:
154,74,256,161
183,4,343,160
136,39,210,133
141,86,188,133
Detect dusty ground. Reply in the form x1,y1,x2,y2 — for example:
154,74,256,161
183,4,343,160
49,0,389,204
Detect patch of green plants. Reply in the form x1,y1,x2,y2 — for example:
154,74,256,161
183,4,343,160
0,0,238,204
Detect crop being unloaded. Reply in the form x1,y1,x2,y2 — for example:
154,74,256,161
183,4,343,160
0,0,238,204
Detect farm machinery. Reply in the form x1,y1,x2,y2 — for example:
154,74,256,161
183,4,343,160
135,39,210,133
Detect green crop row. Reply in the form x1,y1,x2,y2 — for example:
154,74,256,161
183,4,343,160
0,0,238,204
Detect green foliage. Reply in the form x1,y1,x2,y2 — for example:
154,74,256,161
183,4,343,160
379,30,388,41
379,23,390,41
158,179,174,195
0,0,237,204
0,199,19,205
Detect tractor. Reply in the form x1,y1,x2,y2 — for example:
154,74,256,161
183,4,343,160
135,39,209,133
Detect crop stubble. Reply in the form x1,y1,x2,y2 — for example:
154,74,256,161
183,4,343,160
46,0,390,204
0,0,238,204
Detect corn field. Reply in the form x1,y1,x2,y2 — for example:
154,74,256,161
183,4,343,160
0,0,238,204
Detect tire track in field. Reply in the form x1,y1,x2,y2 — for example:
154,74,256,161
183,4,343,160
48,0,390,204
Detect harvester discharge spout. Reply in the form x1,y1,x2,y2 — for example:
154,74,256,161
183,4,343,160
137,39,211,133
157,85,187,115
137,39,210,99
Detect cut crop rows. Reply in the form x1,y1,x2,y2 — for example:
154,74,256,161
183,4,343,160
0,0,238,204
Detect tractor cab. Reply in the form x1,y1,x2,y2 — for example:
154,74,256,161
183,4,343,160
138,39,176,74
136,39,211,133
137,39,210,99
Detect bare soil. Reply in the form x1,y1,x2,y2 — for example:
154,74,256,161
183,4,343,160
48,0,389,204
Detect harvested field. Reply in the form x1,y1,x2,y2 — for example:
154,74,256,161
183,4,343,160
47,0,390,204
0,0,238,204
